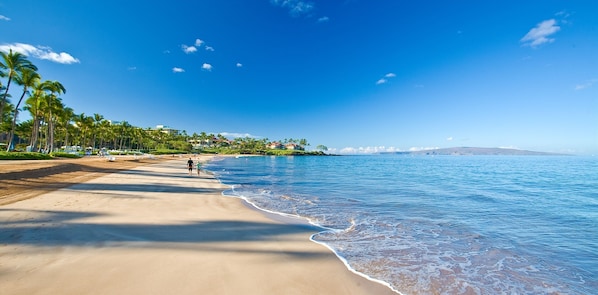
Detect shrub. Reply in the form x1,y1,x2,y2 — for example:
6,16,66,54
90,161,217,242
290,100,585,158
0,152,54,160
50,152,82,159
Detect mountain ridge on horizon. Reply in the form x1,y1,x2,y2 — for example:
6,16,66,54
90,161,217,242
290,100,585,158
380,147,565,156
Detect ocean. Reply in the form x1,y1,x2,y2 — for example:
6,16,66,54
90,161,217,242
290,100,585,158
205,155,598,295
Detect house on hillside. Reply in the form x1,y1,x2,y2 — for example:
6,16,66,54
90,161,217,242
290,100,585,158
284,143,304,151
154,125,180,136
267,142,284,150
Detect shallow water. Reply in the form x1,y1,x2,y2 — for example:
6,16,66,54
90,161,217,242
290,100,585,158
206,155,598,294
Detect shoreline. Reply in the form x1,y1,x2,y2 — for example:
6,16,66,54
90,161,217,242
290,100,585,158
0,156,397,294
213,163,402,295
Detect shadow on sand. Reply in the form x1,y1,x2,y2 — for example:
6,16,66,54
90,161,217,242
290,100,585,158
0,208,325,258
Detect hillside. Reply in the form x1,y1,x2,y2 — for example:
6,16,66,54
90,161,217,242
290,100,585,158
382,147,562,156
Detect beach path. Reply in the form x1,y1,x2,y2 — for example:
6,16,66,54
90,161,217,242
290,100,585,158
0,159,395,295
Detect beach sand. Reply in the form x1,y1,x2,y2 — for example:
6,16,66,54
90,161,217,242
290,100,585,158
0,156,396,294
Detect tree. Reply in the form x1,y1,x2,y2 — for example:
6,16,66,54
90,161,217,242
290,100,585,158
24,82,46,151
0,49,38,125
91,113,104,149
6,67,40,151
56,106,74,148
74,113,93,148
39,81,66,153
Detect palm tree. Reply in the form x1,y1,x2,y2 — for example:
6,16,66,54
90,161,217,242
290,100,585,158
0,49,38,124
6,67,40,150
91,113,104,149
56,106,74,148
0,86,11,133
40,80,66,153
24,83,46,151
97,119,111,149
42,94,64,153
74,113,93,149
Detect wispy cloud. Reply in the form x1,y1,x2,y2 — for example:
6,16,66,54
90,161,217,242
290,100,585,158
202,63,213,71
181,44,197,54
0,43,79,64
127,66,137,71
317,16,329,23
575,78,598,90
521,19,560,48
376,72,396,85
333,146,401,155
0,15,10,21
182,38,213,53
376,78,387,85
409,146,439,152
172,67,185,73
270,0,314,17
236,63,243,68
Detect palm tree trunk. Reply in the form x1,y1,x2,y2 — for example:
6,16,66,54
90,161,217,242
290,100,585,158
0,75,14,124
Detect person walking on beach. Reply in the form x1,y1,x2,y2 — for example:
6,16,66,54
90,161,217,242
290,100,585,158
187,158,194,175
196,161,202,176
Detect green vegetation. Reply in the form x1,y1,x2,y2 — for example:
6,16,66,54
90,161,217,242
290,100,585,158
49,152,82,159
0,151,53,160
1,50,328,159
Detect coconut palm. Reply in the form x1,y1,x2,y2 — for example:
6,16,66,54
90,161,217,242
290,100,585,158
91,113,104,149
40,80,66,153
42,94,64,152
74,113,93,149
56,106,74,148
6,67,41,151
24,82,45,151
0,49,38,124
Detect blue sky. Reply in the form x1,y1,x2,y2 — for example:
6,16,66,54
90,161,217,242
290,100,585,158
1,1,597,154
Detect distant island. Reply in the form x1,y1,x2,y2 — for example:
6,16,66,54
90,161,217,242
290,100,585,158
380,147,564,156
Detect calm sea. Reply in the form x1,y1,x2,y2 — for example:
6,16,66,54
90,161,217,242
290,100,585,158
206,155,598,295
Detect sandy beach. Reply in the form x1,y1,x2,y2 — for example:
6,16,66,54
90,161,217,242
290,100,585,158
0,156,395,295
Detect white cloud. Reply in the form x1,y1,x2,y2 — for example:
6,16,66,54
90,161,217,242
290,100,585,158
0,43,79,64
172,67,185,73
318,16,329,23
195,39,204,47
333,146,401,155
182,45,197,54
0,15,10,21
376,72,396,85
521,19,560,48
446,137,453,141
236,63,243,68
205,46,214,51
271,0,314,17
202,63,213,71
409,147,439,152
575,78,598,90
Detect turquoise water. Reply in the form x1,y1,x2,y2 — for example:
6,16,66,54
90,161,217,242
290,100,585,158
206,155,598,294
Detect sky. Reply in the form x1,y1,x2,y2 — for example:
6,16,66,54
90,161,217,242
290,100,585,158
1,0,597,154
